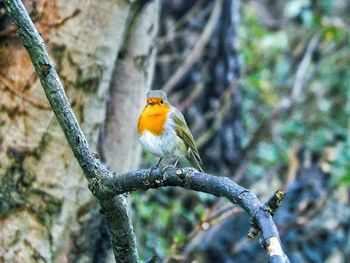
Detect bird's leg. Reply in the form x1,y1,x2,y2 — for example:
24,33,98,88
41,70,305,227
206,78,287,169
173,158,179,167
156,157,163,167
150,157,163,171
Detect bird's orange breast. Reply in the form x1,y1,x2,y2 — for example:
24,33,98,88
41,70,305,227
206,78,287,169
138,104,171,136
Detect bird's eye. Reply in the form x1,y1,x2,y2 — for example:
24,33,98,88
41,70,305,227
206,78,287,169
160,100,163,104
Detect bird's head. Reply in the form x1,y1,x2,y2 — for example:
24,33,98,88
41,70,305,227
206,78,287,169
145,90,169,107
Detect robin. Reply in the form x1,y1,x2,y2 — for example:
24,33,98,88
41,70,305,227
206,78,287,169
138,90,203,172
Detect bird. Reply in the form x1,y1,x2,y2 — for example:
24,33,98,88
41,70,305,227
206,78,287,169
138,90,203,172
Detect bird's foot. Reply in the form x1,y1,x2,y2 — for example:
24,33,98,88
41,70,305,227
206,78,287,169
149,164,160,171
156,157,163,167
149,157,163,172
170,158,179,169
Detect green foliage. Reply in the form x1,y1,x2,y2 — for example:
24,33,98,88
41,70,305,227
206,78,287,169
335,144,350,186
240,0,350,183
131,189,208,259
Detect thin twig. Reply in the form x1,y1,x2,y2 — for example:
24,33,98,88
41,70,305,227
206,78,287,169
177,82,203,111
0,73,51,110
0,24,16,37
42,9,80,27
157,0,205,48
291,34,320,101
196,81,239,148
162,0,223,93
248,190,285,238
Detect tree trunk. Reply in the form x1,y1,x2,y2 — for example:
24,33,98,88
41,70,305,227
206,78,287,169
202,0,243,174
0,0,158,261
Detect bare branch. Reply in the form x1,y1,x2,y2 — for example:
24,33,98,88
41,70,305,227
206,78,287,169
291,34,320,101
0,73,51,110
248,190,285,238
90,166,290,262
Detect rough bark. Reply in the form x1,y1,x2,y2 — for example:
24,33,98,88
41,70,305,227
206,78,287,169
0,0,137,261
203,0,243,173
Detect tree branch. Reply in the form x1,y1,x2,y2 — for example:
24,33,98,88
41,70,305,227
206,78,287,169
5,0,290,262
90,166,290,262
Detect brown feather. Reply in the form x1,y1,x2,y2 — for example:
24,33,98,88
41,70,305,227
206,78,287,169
170,108,203,172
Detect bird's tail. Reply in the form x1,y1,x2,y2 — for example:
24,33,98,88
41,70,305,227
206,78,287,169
186,149,204,172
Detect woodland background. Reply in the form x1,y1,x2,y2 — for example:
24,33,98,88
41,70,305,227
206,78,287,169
0,0,349,262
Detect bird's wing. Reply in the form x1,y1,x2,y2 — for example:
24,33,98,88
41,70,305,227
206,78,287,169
170,108,203,171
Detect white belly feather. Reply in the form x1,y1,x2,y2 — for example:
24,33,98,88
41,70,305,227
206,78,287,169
139,114,186,159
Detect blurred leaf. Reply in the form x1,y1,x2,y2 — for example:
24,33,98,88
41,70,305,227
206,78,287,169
257,142,278,164
285,0,310,18
338,173,350,186
260,32,289,51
